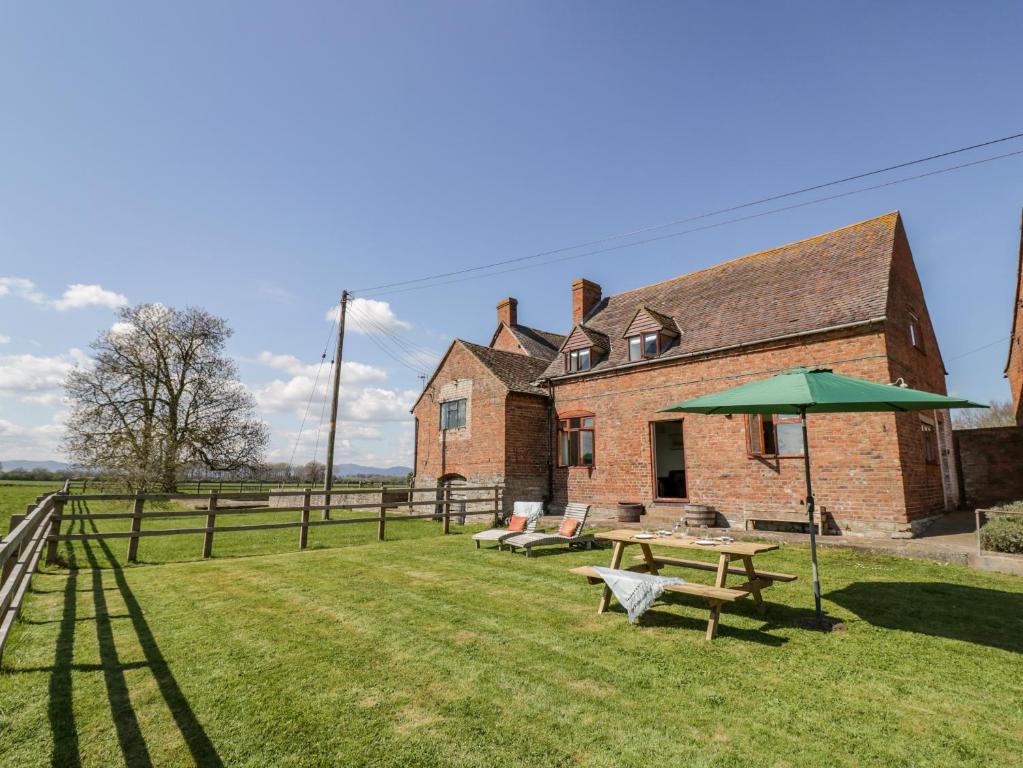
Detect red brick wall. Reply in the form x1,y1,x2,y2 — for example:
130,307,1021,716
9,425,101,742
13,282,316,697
882,221,950,521
503,392,551,506
491,325,526,355
549,328,919,536
414,343,507,487
413,342,550,513
1009,329,1023,426
1007,219,1023,424
954,426,1023,507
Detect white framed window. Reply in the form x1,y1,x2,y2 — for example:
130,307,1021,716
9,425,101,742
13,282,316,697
567,348,591,372
628,332,660,362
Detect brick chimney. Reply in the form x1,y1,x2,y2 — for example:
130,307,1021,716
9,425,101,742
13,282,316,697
497,297,518,327
572,279,602,325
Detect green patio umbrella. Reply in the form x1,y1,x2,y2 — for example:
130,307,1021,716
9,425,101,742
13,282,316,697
658,367,985,629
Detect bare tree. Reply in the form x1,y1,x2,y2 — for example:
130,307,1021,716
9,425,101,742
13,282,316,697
64,304,269,491
952,399,1016,430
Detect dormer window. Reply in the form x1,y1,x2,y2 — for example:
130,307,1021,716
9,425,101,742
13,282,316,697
567,348,591,372
623,306,679,363
628,332,660,362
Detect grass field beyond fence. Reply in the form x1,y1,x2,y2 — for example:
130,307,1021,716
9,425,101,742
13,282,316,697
1,508,1021,767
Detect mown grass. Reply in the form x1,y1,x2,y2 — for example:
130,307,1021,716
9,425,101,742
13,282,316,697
0,481,64,531
1,513,1021,768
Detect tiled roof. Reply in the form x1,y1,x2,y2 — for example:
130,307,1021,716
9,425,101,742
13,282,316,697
559,324,611,353
623,305,679,337
539,212,900,380
506,324,566,361
461,341,550,395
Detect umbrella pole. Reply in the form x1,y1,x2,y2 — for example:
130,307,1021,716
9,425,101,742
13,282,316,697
800,408,824,622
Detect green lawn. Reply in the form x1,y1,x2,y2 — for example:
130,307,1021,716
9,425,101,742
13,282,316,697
1,511,1021,768
0,481,64,531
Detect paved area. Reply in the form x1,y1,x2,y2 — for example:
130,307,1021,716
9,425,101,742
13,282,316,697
544,510,1023,576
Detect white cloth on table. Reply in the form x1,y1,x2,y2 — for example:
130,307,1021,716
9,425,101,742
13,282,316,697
592,566,685,624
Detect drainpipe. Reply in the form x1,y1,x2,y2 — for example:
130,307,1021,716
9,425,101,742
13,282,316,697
545,380,554,507
411,416,419,485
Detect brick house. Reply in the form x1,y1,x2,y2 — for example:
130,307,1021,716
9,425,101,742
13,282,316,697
411,300,564,509
1005,210,1023,425
414,212,959,537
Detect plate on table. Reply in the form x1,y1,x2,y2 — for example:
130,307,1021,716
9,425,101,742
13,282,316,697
694,539,718,545
633,533,655,540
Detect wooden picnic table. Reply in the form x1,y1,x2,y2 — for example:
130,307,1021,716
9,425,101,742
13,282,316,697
570,529,797,640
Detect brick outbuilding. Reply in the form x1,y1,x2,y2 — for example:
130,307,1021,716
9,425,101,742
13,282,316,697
414,212,960,537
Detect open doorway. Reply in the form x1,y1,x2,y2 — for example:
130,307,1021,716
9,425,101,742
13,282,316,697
650,420,687,501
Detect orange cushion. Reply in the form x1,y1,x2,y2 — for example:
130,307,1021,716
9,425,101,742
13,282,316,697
559,519,579,537
507,515,528,532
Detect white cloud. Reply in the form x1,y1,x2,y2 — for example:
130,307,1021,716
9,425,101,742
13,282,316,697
53,283,129,311
0,349,91,403
341,387,417,422
0,277,129,312
0,277,46,304
325,297,411,335
253,351,388,415
256,283,296,304
110,321,136,337
252,374,324,414
0,412,68,461
0,334,10,344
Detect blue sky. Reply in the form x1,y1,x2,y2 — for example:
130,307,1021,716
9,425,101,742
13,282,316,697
2,2,1022,466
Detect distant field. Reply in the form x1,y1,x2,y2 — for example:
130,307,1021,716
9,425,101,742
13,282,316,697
0,481,64,531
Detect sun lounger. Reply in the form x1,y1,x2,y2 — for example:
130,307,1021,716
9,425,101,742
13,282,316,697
504,503,592,556
472,501,544,549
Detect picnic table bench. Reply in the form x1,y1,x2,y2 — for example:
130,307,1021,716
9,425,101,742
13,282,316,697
570,529,796,640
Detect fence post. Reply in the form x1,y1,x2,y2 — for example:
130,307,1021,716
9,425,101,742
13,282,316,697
203,494,218,559
45,495,65,565
126,495,145,563
493,486,501,527
299,488,311,550
442,485,451,535
378,486,386,541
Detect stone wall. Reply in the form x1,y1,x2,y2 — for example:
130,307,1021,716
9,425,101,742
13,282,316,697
954,426,1023,508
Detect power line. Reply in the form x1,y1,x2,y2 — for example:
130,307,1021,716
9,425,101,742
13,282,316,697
359,146,1023,298
946,336,1010,362
346,302,440,372
353,130,1023,295
286,304,341,471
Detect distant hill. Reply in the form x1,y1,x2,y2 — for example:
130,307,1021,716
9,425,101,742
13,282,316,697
1,459,411,477
1,459,73,472
336,464,411,477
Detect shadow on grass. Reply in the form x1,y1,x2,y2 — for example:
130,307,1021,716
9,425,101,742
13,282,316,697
610,598,796,646
40,500,224,768
827,581,1023,653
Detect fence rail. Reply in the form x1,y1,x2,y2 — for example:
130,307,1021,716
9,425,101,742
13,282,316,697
974,506,1023,554
44,484,504,565
66,478,412,494
0,480,69,662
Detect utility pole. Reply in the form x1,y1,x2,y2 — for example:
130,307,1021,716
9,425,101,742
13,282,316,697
323,290,349,521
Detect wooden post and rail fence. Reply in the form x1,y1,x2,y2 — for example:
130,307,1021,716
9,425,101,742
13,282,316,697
0,480,70,661
0,481,502,662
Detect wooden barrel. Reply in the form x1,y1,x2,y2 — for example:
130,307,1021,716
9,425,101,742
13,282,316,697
616,502,644,523
683,503,717,527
